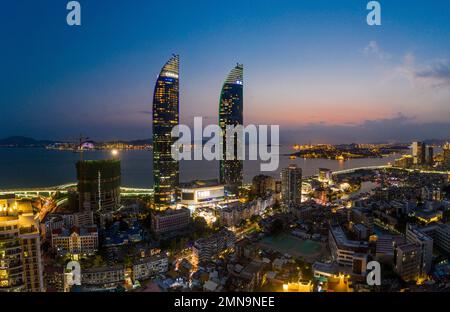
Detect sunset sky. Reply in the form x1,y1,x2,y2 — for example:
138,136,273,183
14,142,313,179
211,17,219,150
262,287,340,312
1,0,450,143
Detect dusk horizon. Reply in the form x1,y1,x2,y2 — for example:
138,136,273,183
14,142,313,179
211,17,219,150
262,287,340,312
2,0,450,142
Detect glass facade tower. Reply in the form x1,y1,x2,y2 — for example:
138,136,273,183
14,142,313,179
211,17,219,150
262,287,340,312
219,64,244,194
152,55,180,209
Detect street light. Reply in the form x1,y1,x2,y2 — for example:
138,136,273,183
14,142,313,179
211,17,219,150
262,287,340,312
111,149,119,158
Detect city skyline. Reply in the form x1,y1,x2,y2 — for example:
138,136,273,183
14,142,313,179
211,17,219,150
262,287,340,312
1,1,450,143
1,1,450,297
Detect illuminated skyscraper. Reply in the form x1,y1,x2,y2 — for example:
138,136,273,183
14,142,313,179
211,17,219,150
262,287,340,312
219,64,244,194
152,55,180,209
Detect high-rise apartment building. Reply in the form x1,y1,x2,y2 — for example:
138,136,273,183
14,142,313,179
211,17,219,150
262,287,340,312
412,141,426,165
281,164,302,206
0,197,44,292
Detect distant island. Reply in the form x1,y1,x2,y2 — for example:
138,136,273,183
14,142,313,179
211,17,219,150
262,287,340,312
0,136,152,150
0,136,56,147
2,136,449,160
288,143,411,160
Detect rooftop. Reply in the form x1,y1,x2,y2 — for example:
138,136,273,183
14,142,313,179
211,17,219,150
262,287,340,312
330,226,369,249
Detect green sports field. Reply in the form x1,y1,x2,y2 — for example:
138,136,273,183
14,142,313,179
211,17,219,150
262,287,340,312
259,233,324,260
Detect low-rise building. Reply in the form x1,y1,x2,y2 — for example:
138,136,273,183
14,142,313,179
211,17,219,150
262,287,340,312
43,211,94,238
435,224,450,255
406,224,433,275
394,242,422,282
219,195,274,227
132,254,168,281
81,265,125,286
151,208,190,234
51,226,98,256
350,207,374,234
179,180,225,210
235,260,266,291
193,229,236,265
416,223,450,256
328,225,369,267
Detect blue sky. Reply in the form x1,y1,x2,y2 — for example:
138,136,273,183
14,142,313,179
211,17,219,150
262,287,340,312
1,0,450,143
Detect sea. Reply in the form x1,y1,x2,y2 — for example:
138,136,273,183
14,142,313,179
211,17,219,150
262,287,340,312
0,146,401,189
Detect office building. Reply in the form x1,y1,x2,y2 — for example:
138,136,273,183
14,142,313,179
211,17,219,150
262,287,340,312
152,55,180,209
219,64,244,195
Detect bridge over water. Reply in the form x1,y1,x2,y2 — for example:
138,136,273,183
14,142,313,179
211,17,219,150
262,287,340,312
0,184,153,197
331,165,450,176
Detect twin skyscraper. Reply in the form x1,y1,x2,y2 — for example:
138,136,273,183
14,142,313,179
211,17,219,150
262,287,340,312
152,55,244,209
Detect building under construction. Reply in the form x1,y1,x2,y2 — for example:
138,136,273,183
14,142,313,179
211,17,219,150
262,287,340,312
76,159,121,214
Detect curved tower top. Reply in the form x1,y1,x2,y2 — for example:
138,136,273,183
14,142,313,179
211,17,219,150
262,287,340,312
224,63,243,85
159,54,179,79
